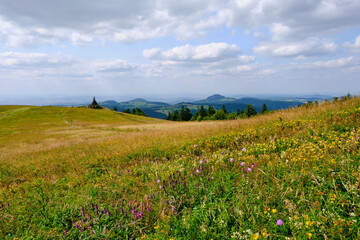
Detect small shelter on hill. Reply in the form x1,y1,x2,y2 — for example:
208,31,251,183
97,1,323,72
88,97,102,109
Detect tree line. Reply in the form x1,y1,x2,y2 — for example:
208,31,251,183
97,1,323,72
166,104,268,121
122,108,147,116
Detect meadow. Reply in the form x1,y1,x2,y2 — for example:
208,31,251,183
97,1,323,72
0,98,359,239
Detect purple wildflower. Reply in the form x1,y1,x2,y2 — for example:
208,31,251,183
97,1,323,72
157,179,160,183
241,162,245,166
277,219,283,226
248,168,252,172
242,148,246,151
230,158,234,162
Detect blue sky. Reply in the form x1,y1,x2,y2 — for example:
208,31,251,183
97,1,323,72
0,0,360,101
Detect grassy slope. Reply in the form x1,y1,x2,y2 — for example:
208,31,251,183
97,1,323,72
1,99,360,239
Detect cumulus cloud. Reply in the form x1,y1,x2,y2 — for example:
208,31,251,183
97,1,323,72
254,38,337,58
343,35,360,52
0,51,75,68
231,0,360,40
312,57,354,68
95,60,139,73
143,43,241,62
286,57,354,71
0,0,358,46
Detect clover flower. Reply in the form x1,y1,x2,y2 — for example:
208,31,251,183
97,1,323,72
276,219,283,226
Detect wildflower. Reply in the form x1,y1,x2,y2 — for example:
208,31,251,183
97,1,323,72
154,225,160,229
242,148,246,152
196,169,200,173
236,138,239,140
276,219,283,226
157,179,160,183
252,234,259,240
307,233,312,238
272,209,277,213
248,168,252,172
194,145,198,147
230,158,234,162
159,185,162,189
241,162,245,166
200,160,203,164
242,175,244,177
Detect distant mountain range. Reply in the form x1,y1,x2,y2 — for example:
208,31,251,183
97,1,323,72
100,94,324,119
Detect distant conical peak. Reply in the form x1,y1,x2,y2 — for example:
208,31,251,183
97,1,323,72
207,94,225,100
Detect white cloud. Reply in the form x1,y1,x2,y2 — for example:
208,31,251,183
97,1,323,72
286,57,354,70
231,0,360,40
143,43,241,62
95,60,139,73
343,35,360,52
71,32,93,46
313,57,353,68
0,0,358,46
254,38,337,57
0,51,75,68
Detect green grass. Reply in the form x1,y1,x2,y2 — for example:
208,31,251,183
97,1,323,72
1,99,360,239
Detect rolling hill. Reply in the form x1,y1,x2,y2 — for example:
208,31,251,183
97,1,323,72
100,94,305,118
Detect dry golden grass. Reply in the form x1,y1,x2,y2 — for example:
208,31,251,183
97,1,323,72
0,98,356,187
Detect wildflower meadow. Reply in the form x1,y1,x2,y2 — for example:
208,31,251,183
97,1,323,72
1,97,360,239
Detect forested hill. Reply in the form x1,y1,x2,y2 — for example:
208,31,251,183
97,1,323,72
101,94,312,119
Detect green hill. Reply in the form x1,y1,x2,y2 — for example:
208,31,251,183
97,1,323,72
101,94,305,119
1,97,360,239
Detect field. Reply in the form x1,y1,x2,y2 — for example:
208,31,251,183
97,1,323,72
0,98,360,239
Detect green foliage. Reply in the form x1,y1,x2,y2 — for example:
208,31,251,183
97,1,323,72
125,108,147,116
208,105,216,117
166,106,192,121
212,109,227,120
179,106,193,121
261,103,268,114
244,104,257,117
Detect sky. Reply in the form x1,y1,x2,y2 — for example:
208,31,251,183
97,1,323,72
0,0,360,102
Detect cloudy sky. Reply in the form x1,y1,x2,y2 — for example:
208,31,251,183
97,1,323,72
1,0,360,101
